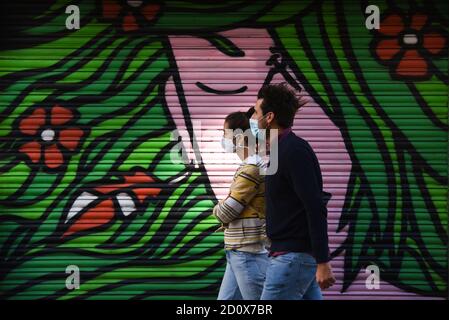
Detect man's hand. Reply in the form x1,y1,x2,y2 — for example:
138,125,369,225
316,262,336,290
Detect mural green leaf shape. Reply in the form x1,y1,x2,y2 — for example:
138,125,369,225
0,15,223,298
270,0,448,296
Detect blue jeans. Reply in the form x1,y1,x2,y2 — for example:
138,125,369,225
217,250,269,300
260,252,323,300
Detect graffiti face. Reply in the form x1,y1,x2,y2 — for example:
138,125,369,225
0,0,447,299
169,27,357,296
167,28,278,198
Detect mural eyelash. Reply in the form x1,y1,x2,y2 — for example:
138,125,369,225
195,82,248,95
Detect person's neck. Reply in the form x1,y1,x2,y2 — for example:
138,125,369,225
268,124,287,147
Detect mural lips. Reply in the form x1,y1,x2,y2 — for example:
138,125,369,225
63,170,161,238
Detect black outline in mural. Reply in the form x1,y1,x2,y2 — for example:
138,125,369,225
0,0,447,299
0,23,225,298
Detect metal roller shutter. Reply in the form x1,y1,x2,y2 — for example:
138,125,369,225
0,0,447,299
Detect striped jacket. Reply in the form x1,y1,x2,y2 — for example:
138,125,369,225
212,155,267,251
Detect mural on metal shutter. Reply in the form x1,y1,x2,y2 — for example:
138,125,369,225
0,0,447,299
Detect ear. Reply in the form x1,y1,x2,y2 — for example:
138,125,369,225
266,111,275,126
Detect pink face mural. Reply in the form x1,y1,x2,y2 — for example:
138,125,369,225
166,28,428,299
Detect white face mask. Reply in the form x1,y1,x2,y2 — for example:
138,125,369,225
220,137,235,153
250,114,267,141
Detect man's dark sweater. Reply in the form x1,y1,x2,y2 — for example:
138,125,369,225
265,129,330,263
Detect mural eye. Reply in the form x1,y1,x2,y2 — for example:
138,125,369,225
195,81,248,95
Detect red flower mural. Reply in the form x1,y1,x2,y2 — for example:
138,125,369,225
372,10,448,80
18,104,85,170
102,0,161,32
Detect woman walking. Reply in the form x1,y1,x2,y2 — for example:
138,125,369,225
214,108,269,300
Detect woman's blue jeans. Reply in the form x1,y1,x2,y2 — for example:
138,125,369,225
217,249,269,300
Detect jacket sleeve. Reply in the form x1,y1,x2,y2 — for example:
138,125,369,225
286,145,330,263
213,165,262,224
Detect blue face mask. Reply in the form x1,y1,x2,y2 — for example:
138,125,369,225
249,115,267,141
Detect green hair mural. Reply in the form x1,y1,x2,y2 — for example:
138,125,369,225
275,1,448,296
0,0,447,299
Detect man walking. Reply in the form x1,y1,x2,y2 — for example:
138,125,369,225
250,83,336,300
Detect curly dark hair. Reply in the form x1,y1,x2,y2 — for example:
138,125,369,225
257,83,305,128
